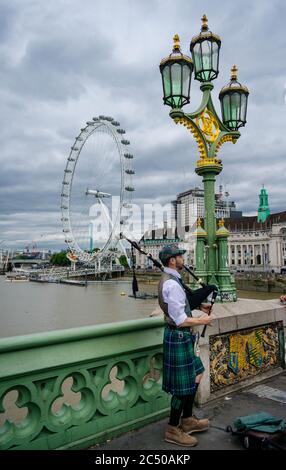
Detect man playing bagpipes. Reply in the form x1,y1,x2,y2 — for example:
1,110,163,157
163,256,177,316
158,245,216,447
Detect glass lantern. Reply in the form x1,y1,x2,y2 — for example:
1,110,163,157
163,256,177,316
190,14,221,82
219,65,249,130
159,34,193,108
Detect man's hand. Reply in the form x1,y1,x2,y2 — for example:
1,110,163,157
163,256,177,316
199,314,214,326
179,313,214,328
200,303,212,314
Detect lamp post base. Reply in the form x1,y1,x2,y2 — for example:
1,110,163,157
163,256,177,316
215,270,237,302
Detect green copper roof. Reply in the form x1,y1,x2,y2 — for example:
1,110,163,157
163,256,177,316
257,186,270,223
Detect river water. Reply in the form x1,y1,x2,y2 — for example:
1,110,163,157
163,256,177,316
0,276,280,339
0,276,159,338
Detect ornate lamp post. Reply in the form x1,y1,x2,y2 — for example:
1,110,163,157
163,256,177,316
159,15,249,301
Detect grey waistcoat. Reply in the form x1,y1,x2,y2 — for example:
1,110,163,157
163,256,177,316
158,272,191,327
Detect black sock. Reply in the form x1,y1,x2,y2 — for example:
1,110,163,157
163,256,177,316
182,383,199,418
169,395,185,426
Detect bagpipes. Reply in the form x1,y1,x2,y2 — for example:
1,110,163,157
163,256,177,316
123,235,218,337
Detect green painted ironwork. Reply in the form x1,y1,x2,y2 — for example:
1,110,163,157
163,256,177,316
169,82,240,301
0,318,169,450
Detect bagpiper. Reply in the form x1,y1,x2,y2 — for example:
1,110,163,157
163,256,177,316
158,245,214,447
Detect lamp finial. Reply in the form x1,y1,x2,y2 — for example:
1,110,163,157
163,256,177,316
218,217,225,228
231,64,238,80
201,14,208,31
173,34,181,52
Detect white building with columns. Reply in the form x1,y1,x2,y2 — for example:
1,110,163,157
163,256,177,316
225,210,286,273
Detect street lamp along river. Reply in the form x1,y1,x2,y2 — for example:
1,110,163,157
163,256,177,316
159,15,249,302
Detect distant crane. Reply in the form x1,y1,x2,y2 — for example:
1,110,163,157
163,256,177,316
24,235,46,258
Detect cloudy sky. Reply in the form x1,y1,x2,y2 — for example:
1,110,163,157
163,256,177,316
0,0,286,250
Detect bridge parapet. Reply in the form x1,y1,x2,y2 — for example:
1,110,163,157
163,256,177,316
0,318,168,450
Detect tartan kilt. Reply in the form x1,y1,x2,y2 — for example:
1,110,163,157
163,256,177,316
162,326,205,395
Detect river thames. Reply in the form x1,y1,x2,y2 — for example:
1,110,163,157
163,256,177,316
0,276,160,338
0,276,279,338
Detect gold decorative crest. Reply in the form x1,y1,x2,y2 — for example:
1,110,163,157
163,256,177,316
195,108,220,143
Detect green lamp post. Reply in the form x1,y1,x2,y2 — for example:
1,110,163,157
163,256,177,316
159,15,249,302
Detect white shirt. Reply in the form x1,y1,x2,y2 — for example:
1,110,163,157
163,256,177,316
162,267,188,326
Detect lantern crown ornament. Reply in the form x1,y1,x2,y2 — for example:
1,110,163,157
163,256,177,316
216,217,230,237
159,34,193,109
190,14,221,82
194,217,207,237
219,65,249,131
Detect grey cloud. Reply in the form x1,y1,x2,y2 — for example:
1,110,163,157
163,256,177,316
1,0,286,249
